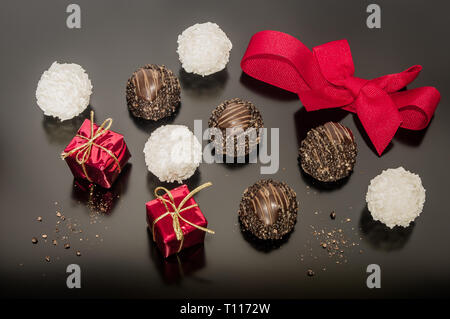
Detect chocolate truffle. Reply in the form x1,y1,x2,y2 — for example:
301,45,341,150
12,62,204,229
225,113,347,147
239,179,298,240
126,64,180,121
299,122,357,182
208,98,263,157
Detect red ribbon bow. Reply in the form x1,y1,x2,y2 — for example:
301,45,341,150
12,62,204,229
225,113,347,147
241,31,440,155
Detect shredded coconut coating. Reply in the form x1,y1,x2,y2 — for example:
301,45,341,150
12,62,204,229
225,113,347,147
177,22,232,76
366,167,425,228
143,125,202,183
36,61,92,121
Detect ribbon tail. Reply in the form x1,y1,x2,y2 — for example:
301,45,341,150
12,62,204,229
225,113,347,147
355,85,402,156
392,86,441,130
172,215,183,241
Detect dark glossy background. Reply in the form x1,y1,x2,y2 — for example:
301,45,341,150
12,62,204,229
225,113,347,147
1,0,449,299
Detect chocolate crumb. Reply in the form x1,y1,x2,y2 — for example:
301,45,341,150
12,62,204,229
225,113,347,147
330,211,336,219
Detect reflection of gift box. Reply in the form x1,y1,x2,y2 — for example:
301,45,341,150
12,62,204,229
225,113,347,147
61,112,131,189
72,164,131,216
146,184,213,258
149,238,206,284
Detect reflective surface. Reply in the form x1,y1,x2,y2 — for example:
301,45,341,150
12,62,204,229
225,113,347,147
0,0,449,299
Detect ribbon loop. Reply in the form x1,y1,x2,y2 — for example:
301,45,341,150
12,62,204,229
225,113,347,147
152,183,215,254
241,30,329,94
241,31,441,155
313,39,355,84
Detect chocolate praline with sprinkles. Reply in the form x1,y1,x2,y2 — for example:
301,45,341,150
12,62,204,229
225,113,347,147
208,98,263,157
238,179,298,240
126,64,180,121
299,122,357,182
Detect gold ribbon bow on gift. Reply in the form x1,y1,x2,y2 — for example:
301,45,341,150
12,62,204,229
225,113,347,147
60,111,121,182
152,182,215,254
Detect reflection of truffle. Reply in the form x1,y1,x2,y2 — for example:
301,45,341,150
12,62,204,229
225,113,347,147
126,64,180,121
177,22,232,76
42,107,92,145
366,167,425,228
239,218,292,253
179,68,228,97
299,122,357,182
239,179,298,240
208,98,263,157
359,206,414,251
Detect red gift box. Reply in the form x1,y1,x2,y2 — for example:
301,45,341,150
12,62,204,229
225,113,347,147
61,112,131,189
146,183,214,258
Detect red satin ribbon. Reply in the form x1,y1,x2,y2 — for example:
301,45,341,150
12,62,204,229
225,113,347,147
241,30,441,155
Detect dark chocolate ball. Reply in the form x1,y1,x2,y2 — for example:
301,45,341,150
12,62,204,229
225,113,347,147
239,179,298,240
299,122,357,182
208,98,263,157
126,64,180,121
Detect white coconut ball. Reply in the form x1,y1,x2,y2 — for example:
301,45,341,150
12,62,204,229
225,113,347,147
366,167,426,228
144,125,202,183
36,61,93,121
177,22,232,76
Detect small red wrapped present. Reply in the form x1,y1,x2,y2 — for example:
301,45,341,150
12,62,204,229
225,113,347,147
61,111,131,189
146,183,214,258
